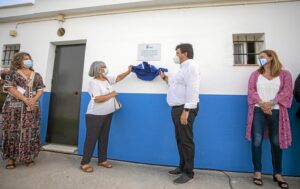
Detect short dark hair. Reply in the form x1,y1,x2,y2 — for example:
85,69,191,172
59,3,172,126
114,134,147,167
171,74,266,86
175,43,194,59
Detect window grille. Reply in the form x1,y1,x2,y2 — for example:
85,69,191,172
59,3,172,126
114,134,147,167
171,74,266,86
233,33,265,65
1,44,20,68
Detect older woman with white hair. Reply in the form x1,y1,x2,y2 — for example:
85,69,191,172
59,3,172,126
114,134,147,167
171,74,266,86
80,61,132,173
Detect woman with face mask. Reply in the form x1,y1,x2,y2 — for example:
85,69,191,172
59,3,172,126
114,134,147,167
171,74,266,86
1,52,45,169
80,61,132,173
246,50,292,189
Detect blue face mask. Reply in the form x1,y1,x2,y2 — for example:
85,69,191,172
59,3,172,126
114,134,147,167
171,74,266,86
103,68,109,75
258,58,268,67
23,60,33,68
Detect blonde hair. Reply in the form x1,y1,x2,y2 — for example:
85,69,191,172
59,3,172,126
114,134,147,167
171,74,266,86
258,49,282,77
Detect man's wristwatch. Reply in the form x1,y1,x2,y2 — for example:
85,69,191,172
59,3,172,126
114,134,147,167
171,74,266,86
183,108,190,112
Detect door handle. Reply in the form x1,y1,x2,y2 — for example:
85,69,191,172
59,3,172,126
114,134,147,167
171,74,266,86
74,91,79,95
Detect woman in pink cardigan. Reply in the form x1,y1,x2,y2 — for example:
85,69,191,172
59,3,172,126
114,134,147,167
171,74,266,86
246,50,292,189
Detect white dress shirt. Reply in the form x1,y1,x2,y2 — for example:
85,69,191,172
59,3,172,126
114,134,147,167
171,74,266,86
255,75,280,109
167,59,200,109
86,76,117,115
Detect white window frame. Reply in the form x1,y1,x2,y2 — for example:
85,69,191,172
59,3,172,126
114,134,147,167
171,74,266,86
233,33,265,65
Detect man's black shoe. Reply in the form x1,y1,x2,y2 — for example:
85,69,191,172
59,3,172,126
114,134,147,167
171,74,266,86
173,174,193,184
168,168,182,176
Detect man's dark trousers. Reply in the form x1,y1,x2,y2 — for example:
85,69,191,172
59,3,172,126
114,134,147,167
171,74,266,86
171,105,198,178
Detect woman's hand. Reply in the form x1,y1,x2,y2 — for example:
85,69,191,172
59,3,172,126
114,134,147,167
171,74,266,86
94,91,118,103
128,65,132,72
23,98,31,107
259,101,272,115
110,91,118,98
22,97,33,111
28,98,38,110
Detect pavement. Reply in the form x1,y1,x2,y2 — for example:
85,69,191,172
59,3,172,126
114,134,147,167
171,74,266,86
0,151,299,189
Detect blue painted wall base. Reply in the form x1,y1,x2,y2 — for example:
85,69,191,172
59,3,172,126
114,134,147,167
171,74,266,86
40,92,300,176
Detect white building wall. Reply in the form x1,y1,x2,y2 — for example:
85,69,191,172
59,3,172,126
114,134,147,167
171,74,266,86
0,1,299,95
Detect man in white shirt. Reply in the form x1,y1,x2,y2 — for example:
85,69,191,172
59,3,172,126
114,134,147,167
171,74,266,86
160,43,200,184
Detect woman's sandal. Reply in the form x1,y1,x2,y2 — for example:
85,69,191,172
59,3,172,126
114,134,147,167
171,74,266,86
80,164,93,173
253,177,263,186
6,161,16,169
98,161,113,168
25,160,35,167
273,175,289,189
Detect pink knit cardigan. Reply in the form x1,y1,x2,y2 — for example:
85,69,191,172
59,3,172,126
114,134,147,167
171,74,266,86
246,70,293,149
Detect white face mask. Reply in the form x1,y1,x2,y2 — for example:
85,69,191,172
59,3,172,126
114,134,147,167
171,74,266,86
103,68,109,75
258,58,268,67
173,56,180,64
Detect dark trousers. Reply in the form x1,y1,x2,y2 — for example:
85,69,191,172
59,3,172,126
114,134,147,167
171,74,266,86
81,113,113,165
171,105,198,178
251,107,282,174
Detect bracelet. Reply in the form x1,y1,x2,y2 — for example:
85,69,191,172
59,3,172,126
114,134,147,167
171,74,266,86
270,99,277,106
162,76,167,80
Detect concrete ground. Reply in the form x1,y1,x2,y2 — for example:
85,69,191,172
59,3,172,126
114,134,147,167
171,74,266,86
0,151,299,189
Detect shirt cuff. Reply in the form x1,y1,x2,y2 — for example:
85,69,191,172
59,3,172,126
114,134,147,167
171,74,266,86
184,103,197,109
